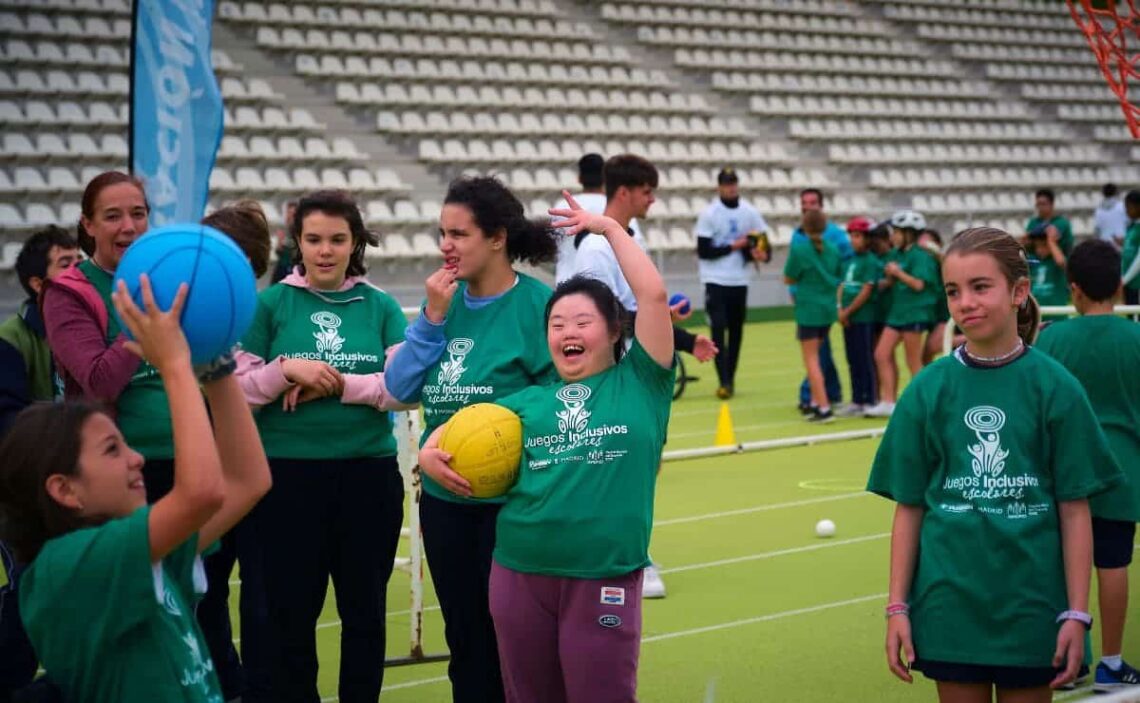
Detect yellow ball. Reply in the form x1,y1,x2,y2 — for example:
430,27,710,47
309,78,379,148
438,403,522,499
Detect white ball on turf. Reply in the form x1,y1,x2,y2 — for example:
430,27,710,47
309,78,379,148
815,519,836,538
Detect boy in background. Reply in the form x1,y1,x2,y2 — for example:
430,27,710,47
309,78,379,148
1036,239,1140,691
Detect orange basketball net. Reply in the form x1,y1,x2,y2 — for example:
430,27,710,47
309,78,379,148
1067,0,1140,137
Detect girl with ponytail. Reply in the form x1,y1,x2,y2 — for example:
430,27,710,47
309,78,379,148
384,176,560,701
868,227,1123,702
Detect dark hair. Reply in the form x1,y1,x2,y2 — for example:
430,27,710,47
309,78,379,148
202,200,272,278
546,275,628,363
604,154,658,201
290,190,377,277
443,176,559,265
1103,183,1119,198
1034,188,1055,204
1125,190,1140,209
799,188,825,207
78,171,147,257
946,227,1041,344
1067,239,1121,302
578,153,605,190
0,403,106,563
15,226,78,298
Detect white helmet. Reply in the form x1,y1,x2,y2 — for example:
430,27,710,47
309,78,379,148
889,210,927,231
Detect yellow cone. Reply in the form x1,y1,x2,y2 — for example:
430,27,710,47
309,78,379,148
714,402,737,447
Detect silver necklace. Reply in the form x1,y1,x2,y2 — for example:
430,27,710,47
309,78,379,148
962,340,1024,364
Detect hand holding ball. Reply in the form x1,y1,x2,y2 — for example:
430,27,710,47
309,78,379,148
438,403,523,499
112,224,258,365
815,519,836,538
669,293,692,321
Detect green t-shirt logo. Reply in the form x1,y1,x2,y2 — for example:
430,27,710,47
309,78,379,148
311,311,345,354
556,384,592,432
965,405,1010,478
179,631,220,699
437,337,474,385
943,404,1044,511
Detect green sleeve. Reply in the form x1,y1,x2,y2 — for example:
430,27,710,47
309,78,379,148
241,292,275,359
625,338,676,431
783,245,802,280
867,382,932,506
1058,218,1074,255
1048,372,1122,502
1122,224,1140,286
380,293,408,350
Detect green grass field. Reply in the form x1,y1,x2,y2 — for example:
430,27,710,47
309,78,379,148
228,321,1140,701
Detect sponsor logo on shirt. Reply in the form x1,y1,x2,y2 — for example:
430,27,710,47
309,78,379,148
179,631,221,700
525,384,630,459
601,586,626,606
940,406,1045,514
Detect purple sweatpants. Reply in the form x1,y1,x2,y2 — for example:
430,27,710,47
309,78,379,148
489,560,643,703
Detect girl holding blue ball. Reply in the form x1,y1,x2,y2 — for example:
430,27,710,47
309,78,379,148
1,274,271,703
234,190,410,702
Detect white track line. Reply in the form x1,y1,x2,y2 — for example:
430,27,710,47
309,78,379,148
376,592,887,692
654,492,870,527
642,593,886,643
659,532,890,575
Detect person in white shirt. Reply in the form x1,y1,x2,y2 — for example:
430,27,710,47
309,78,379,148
695,168,771,399
553,153,646,283
1094,182,1128,249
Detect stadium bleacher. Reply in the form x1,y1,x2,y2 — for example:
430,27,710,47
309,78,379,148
0,0,1134,309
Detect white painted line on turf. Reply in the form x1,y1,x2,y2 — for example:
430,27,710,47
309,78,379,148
382,675,451,691
642,592,887,643
659,532,890,575
376,592,889,692
654,492,871,527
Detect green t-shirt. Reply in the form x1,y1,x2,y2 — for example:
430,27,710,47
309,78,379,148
419,274,558,504
886,246,940,327
1030,255,1070,309
1025,215,1074,255
866,349,1120,667
1037,316,1140,521
1123,220,1140,292
784,239,842,327
20,507,223,703
494,340,675,578
82,261,173,459
839,252,884,325
241,281,406,459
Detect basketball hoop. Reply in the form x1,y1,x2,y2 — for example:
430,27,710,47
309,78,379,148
1067,0,1140,137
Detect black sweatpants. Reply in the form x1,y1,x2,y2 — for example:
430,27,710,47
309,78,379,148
259,457,404,703
419,492,504,703
144,459,245,700
842,322,877,406
704,283,749,389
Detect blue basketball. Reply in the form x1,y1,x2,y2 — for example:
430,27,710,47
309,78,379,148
669,293,691,315
113,223,258,365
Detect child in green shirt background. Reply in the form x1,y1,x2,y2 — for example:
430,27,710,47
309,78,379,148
1037,239,1140,692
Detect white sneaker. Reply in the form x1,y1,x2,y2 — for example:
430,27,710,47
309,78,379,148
839,404,865,417
642,564,667,599
863,402,896,418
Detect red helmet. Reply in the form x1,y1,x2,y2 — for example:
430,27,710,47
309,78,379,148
846,216,875,233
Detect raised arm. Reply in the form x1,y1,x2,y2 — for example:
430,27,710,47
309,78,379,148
111,277,224,562
551,191,673,367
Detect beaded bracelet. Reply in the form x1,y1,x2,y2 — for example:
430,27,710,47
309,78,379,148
885,602,910,618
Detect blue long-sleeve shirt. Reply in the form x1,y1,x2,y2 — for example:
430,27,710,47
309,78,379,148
385,286,509,404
